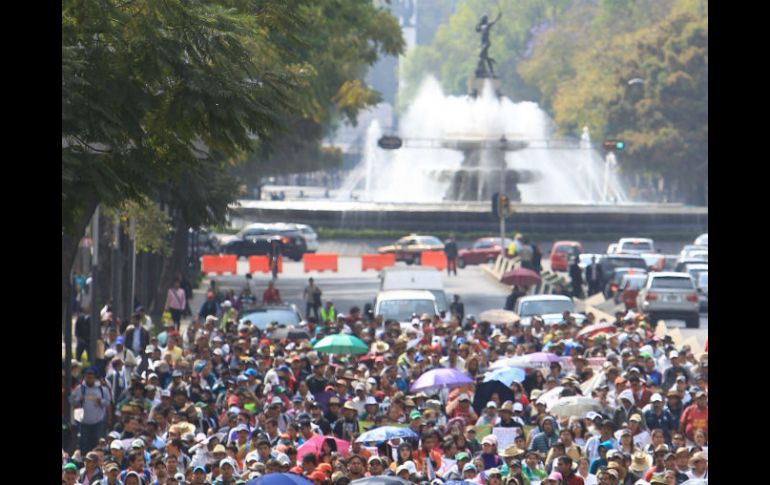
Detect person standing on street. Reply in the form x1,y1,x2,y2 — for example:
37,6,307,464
445,235,459,276
320,301,336,324
586,257,603,296
263,281,282,304
70,367,111,454
450,294,465,322
303,278,322,320
569,257,585,299
165,278,187,331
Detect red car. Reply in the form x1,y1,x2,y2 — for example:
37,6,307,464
549,241,583,271
458,237,513,268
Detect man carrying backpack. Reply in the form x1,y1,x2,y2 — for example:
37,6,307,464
70,367,112,453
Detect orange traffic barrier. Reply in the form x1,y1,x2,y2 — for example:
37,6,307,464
421,251,447,271
248,256,283,274
304,253,338,273
361,253,396,272
201,255,238,275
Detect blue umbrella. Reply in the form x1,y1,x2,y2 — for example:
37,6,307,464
356,426,419,443
483,367,526,386
247,473,314,485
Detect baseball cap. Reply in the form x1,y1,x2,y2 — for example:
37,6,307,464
110,440,124,450
462,463,477,472
63,463,78,472
193,465,207,474
455,452,470,461
409,410,422,420
486,401,497,409
650,393,664,403
220,458,237,469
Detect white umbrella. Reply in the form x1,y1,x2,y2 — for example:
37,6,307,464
536,386,564,410
549,396,603,418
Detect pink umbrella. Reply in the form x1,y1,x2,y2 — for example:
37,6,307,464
500,268,541,286
296,435,350,461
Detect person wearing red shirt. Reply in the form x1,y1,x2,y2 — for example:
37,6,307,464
680,391,708,441
628,371,653,409
446,393,478,426
555,456,585,485
263,281,281,304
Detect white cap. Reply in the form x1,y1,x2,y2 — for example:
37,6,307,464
486,401,497,409
669,350,679,358
161,389,171,397
145,345,156,353
110,440,124,450
513,402,524,412
397,461,417,475
650,393,664,403
220,458,237,469
458,393,470,401
586,411,601,420
618,389,635,405
222,300,232,308
213,348,223,356
365,396,377,405
367,377,377,385
246,451,260,463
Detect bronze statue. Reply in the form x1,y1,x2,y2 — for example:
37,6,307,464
476,12,502,77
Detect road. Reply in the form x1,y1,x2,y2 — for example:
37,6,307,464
203,256,707,350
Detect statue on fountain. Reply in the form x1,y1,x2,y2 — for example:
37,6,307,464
475,11,502,78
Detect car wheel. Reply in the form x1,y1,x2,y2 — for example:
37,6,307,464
685,315,699,328
458,258,466,269
405,258,414,266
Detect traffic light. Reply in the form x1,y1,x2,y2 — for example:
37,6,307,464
492,192,510,218
603,139,625,151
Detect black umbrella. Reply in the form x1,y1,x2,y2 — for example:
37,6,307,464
472,380,516,415
268,326,311,340
352,477,411,485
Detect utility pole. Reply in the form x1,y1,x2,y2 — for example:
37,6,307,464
130,217,137,313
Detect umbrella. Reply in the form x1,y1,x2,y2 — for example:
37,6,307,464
268,327,311,340
479,309,520,326
483,367,526,386
352,477,411,485
472,380,516,415
488,356,531,370
535,386,564,410
356,426,419,443
549,396,603,418
576,321,616,341
296,435,350,460
520,352,562,367
410,368,474,392
247,474,314,485
314,334,369,355
500,268,541,286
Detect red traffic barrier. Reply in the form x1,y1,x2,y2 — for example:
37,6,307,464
361,253,396,272
248,256,283,274
304,253,338,273
421,251,447,271
201,255,237,275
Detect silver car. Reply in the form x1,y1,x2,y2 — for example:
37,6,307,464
637,272,700,328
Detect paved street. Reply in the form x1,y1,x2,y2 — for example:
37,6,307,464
202,255,707,349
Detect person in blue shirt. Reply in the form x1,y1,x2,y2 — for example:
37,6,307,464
644,393,677,442
643,354,663,387
589,441,613,474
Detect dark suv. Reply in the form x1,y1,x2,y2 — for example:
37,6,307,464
599,255,648,288
219,224,307,261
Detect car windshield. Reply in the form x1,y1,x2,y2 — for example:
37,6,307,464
613,268,646,283
602,257,647,272
621,241,652,251
377,299,436,322
622,275,647,290
421,237,443,246
555,244,576,253
650,277,694,290
519,299,575,317
240,308,300,327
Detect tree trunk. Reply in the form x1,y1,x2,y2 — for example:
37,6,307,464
62,195,101,328
149,213,189,329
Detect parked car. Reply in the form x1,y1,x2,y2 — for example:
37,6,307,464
697,271,708,312
458,237,513,268
640,253,665,272
377,234,445,265
605,267,648,299
618,273,648,310
675,258,709,272
598,254,648,288
607,243,618,255
694,233,708,246
379,267,449,316
679,244,708,261
514,295,585,326
616,238,656,255
549,241,583,271
220,223,307,261
636,272,700,328
239,304,303,330
274,223,319,253
373,290,440,329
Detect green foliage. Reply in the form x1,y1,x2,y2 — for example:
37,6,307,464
103,197,172,254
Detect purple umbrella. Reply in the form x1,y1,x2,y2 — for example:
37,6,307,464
521,352,562,367
410,368,474,392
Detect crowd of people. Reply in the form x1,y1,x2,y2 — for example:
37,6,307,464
63,272,708,485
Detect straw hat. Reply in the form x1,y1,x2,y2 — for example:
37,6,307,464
630,451,652,473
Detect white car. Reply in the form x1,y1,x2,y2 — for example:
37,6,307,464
272,223,319,253
694,233,708,246
373,290,439,329
616,238,656,255
379,267,449,316
636,272,700,328
514,295,584,326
